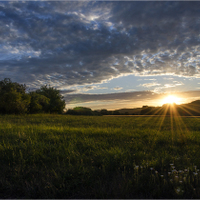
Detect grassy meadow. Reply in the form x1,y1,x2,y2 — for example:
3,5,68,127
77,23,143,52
1,114,200,198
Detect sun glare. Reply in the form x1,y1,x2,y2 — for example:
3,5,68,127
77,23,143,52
162,95,180,105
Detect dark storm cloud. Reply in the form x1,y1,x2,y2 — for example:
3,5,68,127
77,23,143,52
0,1,200,88
64,90,156,105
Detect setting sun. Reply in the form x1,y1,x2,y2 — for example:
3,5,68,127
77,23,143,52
162,95,180,105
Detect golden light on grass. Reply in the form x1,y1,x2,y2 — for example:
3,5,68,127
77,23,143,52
162,95,181,105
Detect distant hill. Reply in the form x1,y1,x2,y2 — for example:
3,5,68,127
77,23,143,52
113,100,200,116
176,100,200,116
66,100,200,116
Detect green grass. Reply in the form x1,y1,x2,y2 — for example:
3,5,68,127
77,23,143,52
1,114,200,198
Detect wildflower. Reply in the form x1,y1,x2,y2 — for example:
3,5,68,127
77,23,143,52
134,165,139,169
140,166,143,169
150,167,153,170
155,171,158,174
176,188,181,193
161,175,164,177
170,163,174,166
184,169,188,172
179,170,183,173
172,166,175,169
168,172,171,175
193,172,198,176
194,165,197,169
179,181,183,183
197,169,199,172
175,176,179,179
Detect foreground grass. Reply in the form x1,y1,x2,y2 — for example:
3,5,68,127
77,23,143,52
1,114,200,198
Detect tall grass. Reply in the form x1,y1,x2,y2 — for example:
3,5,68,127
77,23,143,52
0,114,200,198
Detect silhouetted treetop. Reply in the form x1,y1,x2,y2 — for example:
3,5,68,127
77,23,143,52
0,78,30,114
0,78,66,114
36,85,65,114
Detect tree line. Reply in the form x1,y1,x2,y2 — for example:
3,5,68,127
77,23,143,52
2,78,200,116
66,107,121,116
0,78,65,114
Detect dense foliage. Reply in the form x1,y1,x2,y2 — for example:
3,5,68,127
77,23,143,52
28,92,50,114
66,107,101,116
35,85,65,114
0,78,65,114
0,78,30,114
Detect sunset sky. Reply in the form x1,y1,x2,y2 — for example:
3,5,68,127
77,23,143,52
1,1,200,110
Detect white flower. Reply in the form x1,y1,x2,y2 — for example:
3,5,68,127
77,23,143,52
161,175,164,177
176,188,181,193
170,163,174,166
134,165,139,169
168,172,171,175
179,181,183,183
150,167,153,170
155,171,158,174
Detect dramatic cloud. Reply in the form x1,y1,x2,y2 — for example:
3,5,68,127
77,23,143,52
63,88,200,109
0,1,200,90
64,91,156,105
152,81,184,93
139,82,161,88
113,87,123,90
64,89,200,110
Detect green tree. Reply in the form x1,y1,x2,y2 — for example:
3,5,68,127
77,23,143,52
0,78,30,114
28,92,50,114
36,85,65,113
100,109,108,115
